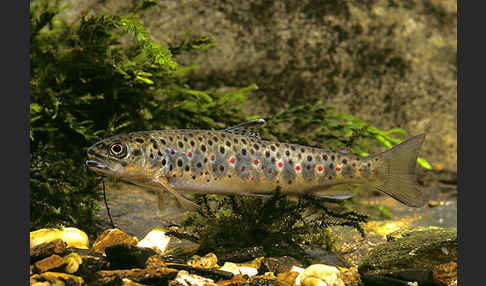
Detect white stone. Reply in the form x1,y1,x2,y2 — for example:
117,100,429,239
299,264,344,286
219,262,241,275
238,266,258,277
30,227,89,249
174,270,216,286
137,229,170,254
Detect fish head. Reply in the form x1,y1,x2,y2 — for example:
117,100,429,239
86,134,156,179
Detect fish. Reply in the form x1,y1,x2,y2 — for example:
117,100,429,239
86,119,426,211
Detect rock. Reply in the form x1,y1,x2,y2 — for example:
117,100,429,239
34,254,67,273
358,228,457,285
30,228,88,249
92,228,139,255
433,261,457,286
248,274,277,286
137,229,171,254
105,243,157,269
428,200,440,207
68,249,109,284
298,264,345,286
30,239,67,263
219,262,241,275
188,253,219,269
338,266,360,286
63,252,83,274
170,270,217,286
96,266,179,285
276,271,299,286
122,278,146,286
216,275,248,286
218,246,266,263
166,263,234,281
30,272,84,286
261,256,305,274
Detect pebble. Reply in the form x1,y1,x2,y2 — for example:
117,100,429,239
428,200,440,207
219,262,241,275
63,252,83,274
299,264,345,286
433,261,457,286
92,228,139,254
30,227,89,249
276,271,299,286
34,254,67,273
239,266,258,277
137,229,171,254
171,270,217,286
188,253,219,269
30,239,67,262
30,272,84,286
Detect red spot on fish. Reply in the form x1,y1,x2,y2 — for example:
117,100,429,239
336,167,341,171
170,149,175,154
268,169,272,174
296,166,301,171
352,163,356,167
241,166,246,171
250,177,255,181
229,157,235,164
328,176,332,180
187,152,192,157
210,155,215,161
317,166,323,172
358,168,362,172
205,171,209,175
278,162,283,168
254,160,259,165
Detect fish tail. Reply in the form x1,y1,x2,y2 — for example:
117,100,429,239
367,134,426,207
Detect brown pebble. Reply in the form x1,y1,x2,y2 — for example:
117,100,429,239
30,239,67,262
34,254,67,273
276,271,299,286
92,228,138,254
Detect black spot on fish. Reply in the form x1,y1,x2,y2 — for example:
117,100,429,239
169,136,173,142
213,136,218,142
234,138,238,144
291,146,296,151
178,142,183,148
254,144,259,150
241,139,246,144
265,151,270,158
271,146,276,151
161,159,166,166
323,154,328,161
301,148,305,153
183,137,188,142
133,149,141,156
242,149,247,156
201,145,206,152
219,166,224,172
208,140,213,146
221,133,226,138
190,141,195,146
226,141,231,147
288,180,292,184
177,159,183,167
135,138,144,144
343,159,347,164
276,152,281,158
307,155,312,161
161,139,166,145
192,175,196,180
331,155,335,161
121,161,127,167
196,162,202,168
286,150,290,156
149,153,154,159
185,166,190,172
157,151,163,157
198,137,203,141
153,142,158,149
169,164,173,171
220,146,225,154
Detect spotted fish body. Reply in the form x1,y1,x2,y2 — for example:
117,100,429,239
86,119,426,209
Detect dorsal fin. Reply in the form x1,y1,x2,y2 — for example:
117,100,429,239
220,119,265,139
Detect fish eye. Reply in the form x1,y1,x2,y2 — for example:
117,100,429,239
109,143,127,158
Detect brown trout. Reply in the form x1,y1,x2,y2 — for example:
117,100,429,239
86,119,426,210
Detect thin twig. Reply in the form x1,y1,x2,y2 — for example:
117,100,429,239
103,180,116,228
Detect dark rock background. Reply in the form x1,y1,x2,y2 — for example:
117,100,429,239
63,0,457,171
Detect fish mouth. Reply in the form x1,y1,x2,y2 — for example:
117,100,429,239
85,160,110,172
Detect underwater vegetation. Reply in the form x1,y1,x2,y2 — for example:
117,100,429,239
30,0,430,251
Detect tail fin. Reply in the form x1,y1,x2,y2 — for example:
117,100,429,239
368,134,426,207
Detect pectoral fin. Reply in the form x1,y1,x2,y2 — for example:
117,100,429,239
156,177,200,211
312,184,357,200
